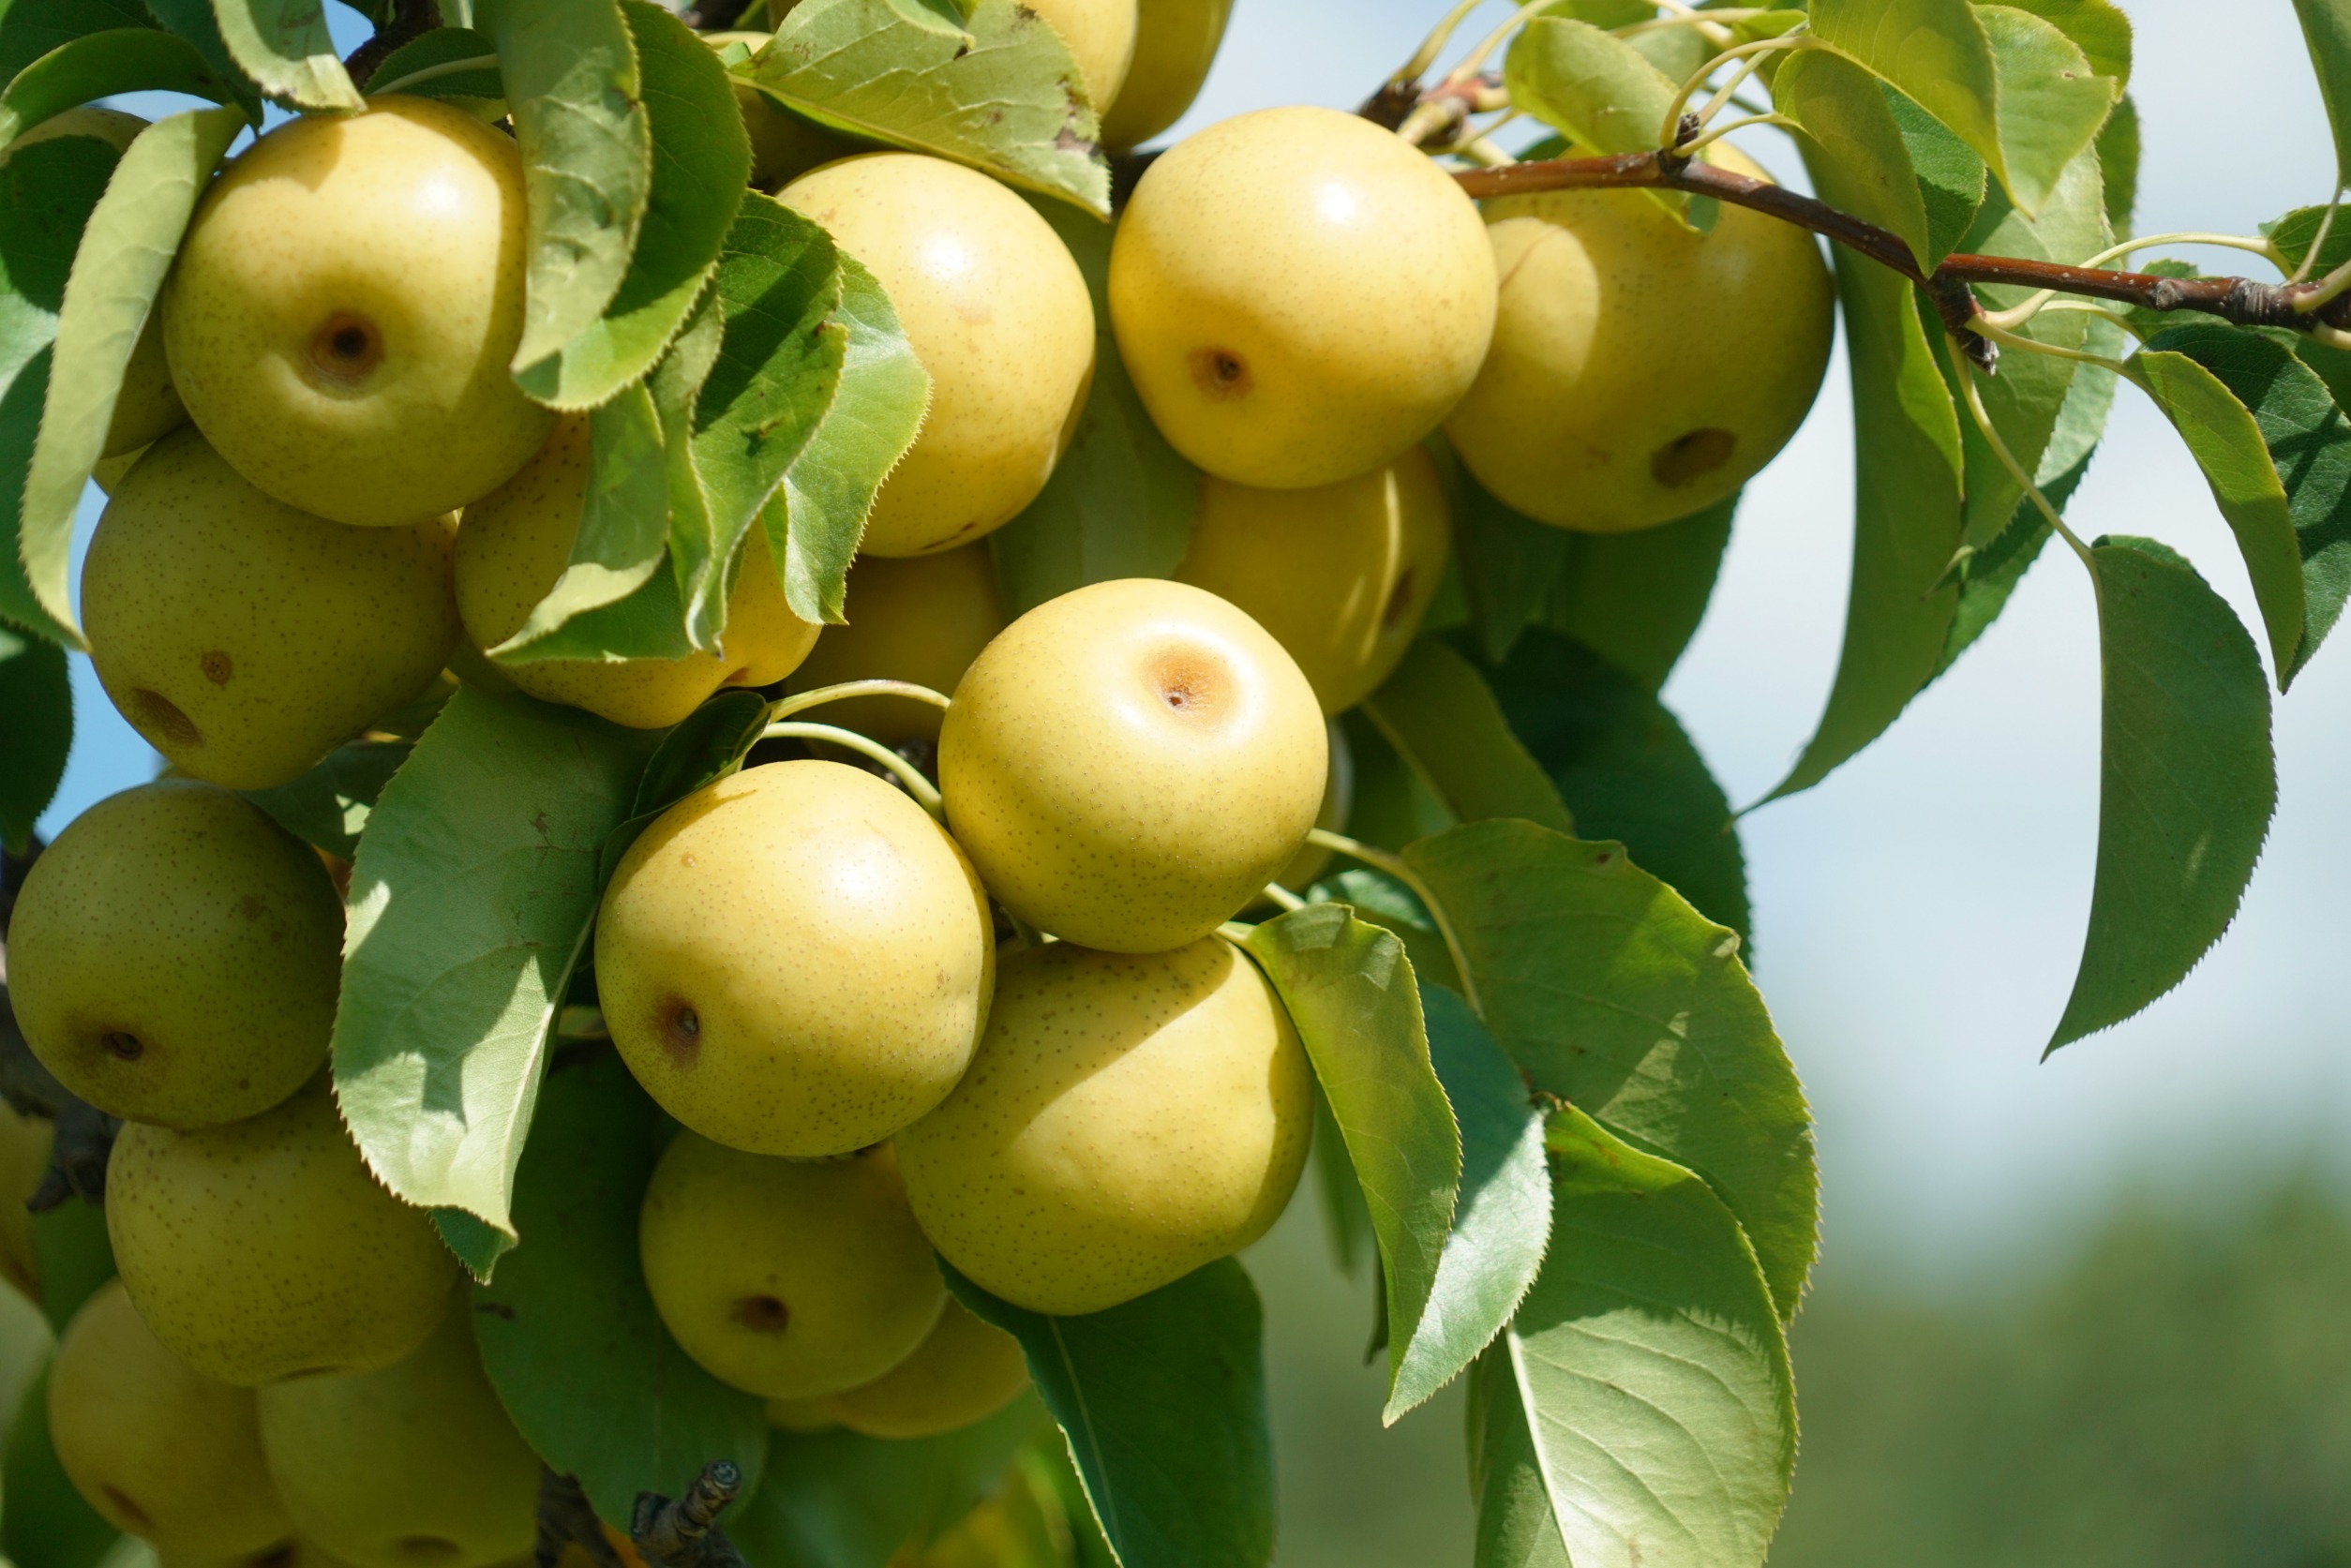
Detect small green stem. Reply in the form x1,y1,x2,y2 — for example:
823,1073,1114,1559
1306,829,1485,1020
1659,35,1813,150
1447,0,1557,84
367,53,498,97
766,679,950,725
2291,193,2344,286
760,722,945,819
1217,920,1258,944
1946,336,2094,573
1391,0,1488,90
1967,317,2131,375
1617,7,1760,44
1673,111,1797,156
1260,882,1308,913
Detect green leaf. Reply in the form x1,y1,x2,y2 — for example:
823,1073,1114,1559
1360,639,1574,837
733,1398,1050,1568
2097,91,2139,235
2294,0,2351,187
357,25,504,97
770,252,927,626
333,687,656,1243
1505,16,1677,155
1445,447,1573,667
2131,321,2351,686
490,386,670,663
514,0,748,410
2050,538,2276,1051
0,625,67,851
1765,132,1965,802
139,0,259,112
1541,496,1735,691
1808,0,2003,194
3,1361,118,1568
1241,905,1463,1420
656,298,730,650
240,739,411,862
1507,1104,1797,1568
204,0,359,109
1882,82,1987,272
480,0,653,376
1976,5,2119,216
473,1053,771,1527
1404,821,1816,1320
1770,48,1936,269
16,105,240,647
598,685,770,881
752,0,1109,216
990,199,1192,620
1408,985,1550,1423
1309,1088,1373,1278
2003,0,2132,84
29,1198,114,1335
1306,864,1460,997
0,0,152,86
1476,627,1750,943
2267,203,2351,278
0,28,249,147
949,1260,1275,1568
1468,1350,1570,1568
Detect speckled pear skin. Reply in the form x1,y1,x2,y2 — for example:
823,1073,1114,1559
1109,105,1497,490
779,153,1096,557
49,1281,292,1557
7,781,341,1129
597,761,995,1157
781,543,1006,744
106,310,188,458
256,1304,539,1568
939,577,1326,953
1100,0,1231,150
1176,444,1453,714
1025,0,1138,112
455,416,820,730
107,1078,458,1387
639,1136,947,1400
897,937,1313,1316
83,428,460,792
827,1295,1029,1440
160,96,552,527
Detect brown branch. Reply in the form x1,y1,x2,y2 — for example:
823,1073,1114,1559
632,1462,744,1568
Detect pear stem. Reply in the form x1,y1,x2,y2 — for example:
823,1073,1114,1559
759,723,945,819
1305,830,1485,1021
765,679,951,724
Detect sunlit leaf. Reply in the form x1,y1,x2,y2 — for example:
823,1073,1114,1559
0,27,249,146
1361,639,1573,836
241,738,411,862
1977,5,2119,215
208,0,361,110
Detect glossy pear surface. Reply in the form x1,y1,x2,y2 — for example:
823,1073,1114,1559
1176,444,1450,713
1275,717,1353,892
108,1079,457,1386
1100,0,1232,149
1026,0,1138,112
1445,143,1834,532
939,578,1325,951
456,417,817,729
84,429,458,790
1110,106,1496,488
107,312,187,457
899,938,1312,1315
49,1281,291,1557
639,1136,946,1398
827,1296,1029,1440
598,761,994,1157
781,545,1005,743
8,781,340,1127
257,1305,538,1568
162,96,553,526
780,154,1094,556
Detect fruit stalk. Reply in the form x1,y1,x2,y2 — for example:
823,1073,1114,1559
631,1461,745,1568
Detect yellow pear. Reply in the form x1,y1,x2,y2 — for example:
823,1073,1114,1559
455,417,819,729
159,1539,363,1568
83,429,459,791
780,154,1095,556
161,96,553,527
7,781,341,1128
597,760,993,1157
107,1078,459,1386
1109,106,1496,489
1273,717,1353,892
1026,0,1138,113
108,312,188,458
1100,0,1232,149
639,1136,946,1399
899,938,1312,1315
257,1303,538,1568
780,545,1005,743
939,578,1325,952
763,1396,836,1433
0,1106,51,1301
47,1280,292,1557
827,1296,1029,1440
1174,445,1451,714
703,33,860,189
1445,143,1834,533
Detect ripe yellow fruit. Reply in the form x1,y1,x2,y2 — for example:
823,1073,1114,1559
161,96,553,527
899,938,1312,1315
827,1297,1029,1440
1110,106,1496,488
1274,717,1353,892
780,545,1005,744
48,1281,291,1558
0,1107,52,1302
1027,0,1138,113
764,1396,835,1433
703,33,859,189
1100,0,1232,149
455,418,818,729
84,429,459,791
1445,144,1834,532
940,578,1325,952
780,155,1094,556
258,1303,538,1568
1175,445,1451,714
597,761,994,1157
157,1539,361,1568
108,313,188,458
639,1136,945,1399
107,1079,458,1386
7,781,341,1128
